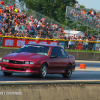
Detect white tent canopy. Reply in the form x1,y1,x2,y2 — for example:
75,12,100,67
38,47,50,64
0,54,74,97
64,30,84,37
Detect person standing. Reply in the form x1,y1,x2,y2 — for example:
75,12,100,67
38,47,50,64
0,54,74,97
74,1,80,11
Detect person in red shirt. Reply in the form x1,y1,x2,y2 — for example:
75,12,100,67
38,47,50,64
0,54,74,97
84,31,87,37
0,7,3,13
9,5,13,9
1,0,4,5
60,27,65,36
0,32,2,36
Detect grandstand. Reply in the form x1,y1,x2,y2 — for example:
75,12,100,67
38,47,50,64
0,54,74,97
1,0,70,39
65,6,100,34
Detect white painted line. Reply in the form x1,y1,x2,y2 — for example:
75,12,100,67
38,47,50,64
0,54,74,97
75,60,100,63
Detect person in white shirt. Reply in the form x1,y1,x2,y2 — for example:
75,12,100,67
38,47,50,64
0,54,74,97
95,38,100,51
75,1,80,11
83,38,89,50
15,24,19,32
68,37,73,50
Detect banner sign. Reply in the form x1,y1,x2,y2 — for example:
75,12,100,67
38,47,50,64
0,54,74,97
3,37,59,48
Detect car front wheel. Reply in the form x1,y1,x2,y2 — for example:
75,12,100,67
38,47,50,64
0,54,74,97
62,64,72,78
3,72,12,76
39,63,47,78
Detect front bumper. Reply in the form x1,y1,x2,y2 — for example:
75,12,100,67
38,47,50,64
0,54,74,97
0,62,40,74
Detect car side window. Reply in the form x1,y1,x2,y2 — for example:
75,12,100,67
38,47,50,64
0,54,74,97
51,47,61,58
60,48,69,58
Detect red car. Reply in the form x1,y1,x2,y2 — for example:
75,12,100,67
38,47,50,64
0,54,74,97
0,44,76,78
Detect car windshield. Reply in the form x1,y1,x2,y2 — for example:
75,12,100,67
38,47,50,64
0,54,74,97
16,45,49,55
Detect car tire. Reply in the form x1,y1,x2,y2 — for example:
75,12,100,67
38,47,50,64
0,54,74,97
39,63,47,78
3,72,12,76
62,64,72,78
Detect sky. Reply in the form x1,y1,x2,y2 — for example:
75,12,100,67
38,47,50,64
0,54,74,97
77,0,100,11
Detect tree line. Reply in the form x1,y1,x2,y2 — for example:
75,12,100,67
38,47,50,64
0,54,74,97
25,0,76,25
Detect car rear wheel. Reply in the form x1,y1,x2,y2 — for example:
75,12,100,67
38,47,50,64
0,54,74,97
3,72,12,76
39,63,47,78
62,64,72,78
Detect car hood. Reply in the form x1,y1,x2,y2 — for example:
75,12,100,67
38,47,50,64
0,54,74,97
3,52,48,61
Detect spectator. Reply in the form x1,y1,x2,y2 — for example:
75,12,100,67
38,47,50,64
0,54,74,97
84,31,87,37
0,7,3,14
29,24,35,35
15,24,19,32
83,37,88,50
68,37,73,50
0,32,2,36
74,1,80,11
1,0,4,6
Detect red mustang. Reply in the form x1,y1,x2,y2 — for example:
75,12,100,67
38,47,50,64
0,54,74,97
0,44,76,78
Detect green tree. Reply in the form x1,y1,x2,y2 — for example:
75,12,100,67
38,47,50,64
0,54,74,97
25,0,76,24
80,5,85,9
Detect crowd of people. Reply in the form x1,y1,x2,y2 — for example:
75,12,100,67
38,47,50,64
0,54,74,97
64,33,100,51
0,0,67,39
0,0,100,51
71,1,100,29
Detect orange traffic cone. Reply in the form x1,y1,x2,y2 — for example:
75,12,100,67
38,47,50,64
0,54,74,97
80,64,86,69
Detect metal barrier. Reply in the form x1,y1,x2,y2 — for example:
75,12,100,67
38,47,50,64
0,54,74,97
66,6,99,31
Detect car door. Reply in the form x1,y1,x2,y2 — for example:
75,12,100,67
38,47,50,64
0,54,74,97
48,47,63,73
60,48,69,70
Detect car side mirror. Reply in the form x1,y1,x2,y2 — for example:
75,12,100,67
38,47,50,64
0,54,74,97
50,55,57,59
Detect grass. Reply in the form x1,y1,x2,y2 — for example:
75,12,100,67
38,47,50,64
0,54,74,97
0,46,100,53
65,49,100,53
0,46,19,49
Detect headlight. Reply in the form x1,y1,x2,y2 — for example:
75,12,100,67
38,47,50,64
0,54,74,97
2,59,6,62
2,59,9,62
6,59,9,62
25,61,29,64
30,61,34,64
24,61,34,64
